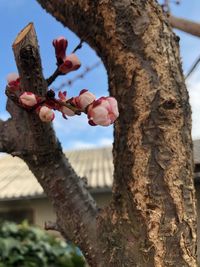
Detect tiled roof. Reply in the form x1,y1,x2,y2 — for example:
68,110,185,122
0,140,200,201
0,147,113,200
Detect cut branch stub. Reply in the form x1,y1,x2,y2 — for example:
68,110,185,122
13,23,47,96
12,23,57,151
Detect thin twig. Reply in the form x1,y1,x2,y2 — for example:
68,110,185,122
46,68,61,86
53,98,83,114
72,39,84,54
55,61,102,91
185,55,200,80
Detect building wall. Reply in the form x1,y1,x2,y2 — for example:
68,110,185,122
0,192,112,228
0,189,200,262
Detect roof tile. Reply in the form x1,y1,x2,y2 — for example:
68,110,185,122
0,147,113,200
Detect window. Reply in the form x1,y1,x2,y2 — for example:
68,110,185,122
0,209,33,223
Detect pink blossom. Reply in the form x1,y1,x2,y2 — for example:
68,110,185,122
53,36,68,64
58,91,67,101
38,106,55,122
58,91,75,116
6,73,20,90
59,54,81,74
87,97,119,126
73,89,96,110
19,92,38,107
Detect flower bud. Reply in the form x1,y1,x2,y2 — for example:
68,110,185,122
74,89,96,110
19,92,38,107
6,73,20,90
59,54,81,74
38,106,55,122
58,91,75,116
53,36,68,64
87,97,119,126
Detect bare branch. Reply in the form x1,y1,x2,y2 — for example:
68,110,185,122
46,68,62,86
71,39,84,54
169,15,200,38
185,55,200,80
55,61,102,91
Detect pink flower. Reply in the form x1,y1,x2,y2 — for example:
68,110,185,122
59,54,81,74
53,36,68,64
58,91,75,116
73,89,96,110
38,106,55,122
19,92,38,107
6,73,20,90
87,97,119,126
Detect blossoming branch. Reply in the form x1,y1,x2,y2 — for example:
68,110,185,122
5,36,119,127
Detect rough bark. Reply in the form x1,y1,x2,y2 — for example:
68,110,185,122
35,1,197,266
0,1,197,267
0,119,11,152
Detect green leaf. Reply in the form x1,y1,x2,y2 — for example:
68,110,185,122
0,221,85,267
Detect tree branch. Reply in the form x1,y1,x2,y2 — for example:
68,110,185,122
71,39,84,53
169,15,200,38
55,61,101,91
185,55,200,79
46,67,61,86
6,22,99,266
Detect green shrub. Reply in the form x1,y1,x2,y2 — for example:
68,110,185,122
0,221,85,267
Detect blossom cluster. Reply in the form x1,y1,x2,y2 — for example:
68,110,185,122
6,37,119,127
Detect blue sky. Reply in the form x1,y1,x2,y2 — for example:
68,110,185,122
0,0,200,151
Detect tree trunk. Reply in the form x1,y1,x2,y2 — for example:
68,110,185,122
2,0,197,266
36,1,197,266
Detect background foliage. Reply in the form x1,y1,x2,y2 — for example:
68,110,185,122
0,221,85,267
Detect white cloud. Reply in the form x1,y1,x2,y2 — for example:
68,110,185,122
70,138,113,150
53,112,88,135
0,111,10,121
98,137,113,146
53,111,113,150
